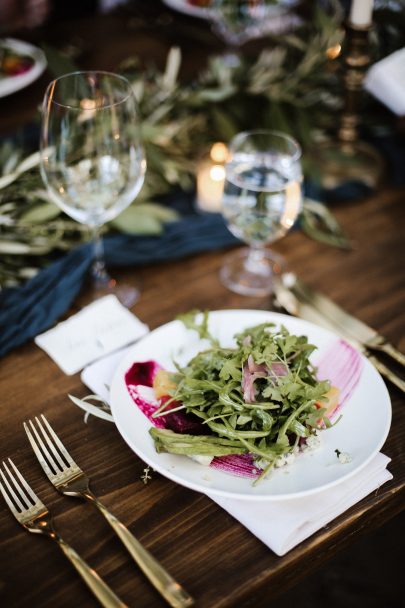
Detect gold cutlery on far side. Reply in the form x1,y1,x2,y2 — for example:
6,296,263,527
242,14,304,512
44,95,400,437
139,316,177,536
0,459,127,608
24,414,194,608
274,273,405,394
286,273,405,368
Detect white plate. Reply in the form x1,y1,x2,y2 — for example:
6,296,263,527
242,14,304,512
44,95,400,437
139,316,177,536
161,0,213,19
110,310,392,501
0,38,47,98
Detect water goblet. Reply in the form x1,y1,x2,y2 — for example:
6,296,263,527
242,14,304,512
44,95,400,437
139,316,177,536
40,70,146,307
220,129,302,297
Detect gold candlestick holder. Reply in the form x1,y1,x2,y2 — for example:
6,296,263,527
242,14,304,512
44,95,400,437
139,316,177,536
314,21,384,190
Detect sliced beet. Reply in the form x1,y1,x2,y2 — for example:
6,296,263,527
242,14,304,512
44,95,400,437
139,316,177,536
124,360,161,388
164,410,208,435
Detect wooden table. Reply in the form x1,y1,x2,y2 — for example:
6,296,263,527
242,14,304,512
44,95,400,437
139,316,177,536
1,4,404,607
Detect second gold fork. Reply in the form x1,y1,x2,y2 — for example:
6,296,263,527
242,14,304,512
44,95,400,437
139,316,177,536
24,414,194,608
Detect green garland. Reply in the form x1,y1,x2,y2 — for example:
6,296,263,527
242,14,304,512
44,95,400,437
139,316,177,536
4,1,398,288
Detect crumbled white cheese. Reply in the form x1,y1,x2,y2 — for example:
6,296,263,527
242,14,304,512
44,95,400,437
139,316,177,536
189,455,213,466
338,451,352,464
302,433,322,451
284,452,296,466
274,451,296,468
255,458,268,470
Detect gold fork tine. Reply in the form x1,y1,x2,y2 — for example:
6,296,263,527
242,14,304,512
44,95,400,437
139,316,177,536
24,421,59,480
7,458,40,505
2,460,37,510
40,414,76,467
0,463,27,512
0,459,128,608
34,415,68,471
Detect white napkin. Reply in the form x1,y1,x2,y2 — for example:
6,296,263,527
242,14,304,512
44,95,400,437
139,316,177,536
364,47,405,116
213,453,391,555
81,351,392,556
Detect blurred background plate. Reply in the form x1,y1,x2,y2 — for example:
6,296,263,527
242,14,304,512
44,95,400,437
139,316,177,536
161,0,213,19
0,38,47,98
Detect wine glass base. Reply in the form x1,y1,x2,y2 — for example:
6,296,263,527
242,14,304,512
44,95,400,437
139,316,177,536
91,278,140,308
219,248,284,297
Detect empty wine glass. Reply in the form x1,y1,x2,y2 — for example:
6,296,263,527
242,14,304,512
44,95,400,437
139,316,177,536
220,130,302,296
40,71,146,306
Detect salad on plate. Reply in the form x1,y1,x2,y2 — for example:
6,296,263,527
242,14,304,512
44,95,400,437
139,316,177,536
0,45,34,78
125,311,341,483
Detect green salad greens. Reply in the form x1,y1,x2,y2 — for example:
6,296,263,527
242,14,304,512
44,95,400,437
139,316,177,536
150,311,334,481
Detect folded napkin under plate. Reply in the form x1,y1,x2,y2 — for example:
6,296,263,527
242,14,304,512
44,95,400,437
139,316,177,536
80,347,392,557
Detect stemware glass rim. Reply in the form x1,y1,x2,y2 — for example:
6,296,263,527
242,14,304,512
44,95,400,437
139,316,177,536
228,129,302,162
43,70,134,111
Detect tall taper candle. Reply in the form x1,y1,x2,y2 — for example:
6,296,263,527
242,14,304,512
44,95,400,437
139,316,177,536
349,0,374,27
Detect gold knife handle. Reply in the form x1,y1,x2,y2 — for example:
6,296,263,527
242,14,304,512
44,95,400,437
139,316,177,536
367,338,405,369
87,495,194,608
55,535,127,608
367,354,405,394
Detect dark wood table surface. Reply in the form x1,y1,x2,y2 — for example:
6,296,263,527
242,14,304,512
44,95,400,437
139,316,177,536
0,4,404,607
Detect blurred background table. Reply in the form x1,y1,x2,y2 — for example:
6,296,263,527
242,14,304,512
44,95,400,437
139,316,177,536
0,2,404,607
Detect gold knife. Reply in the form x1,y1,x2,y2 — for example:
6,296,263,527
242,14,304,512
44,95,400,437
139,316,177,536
274,275,405,394
285,273,405,368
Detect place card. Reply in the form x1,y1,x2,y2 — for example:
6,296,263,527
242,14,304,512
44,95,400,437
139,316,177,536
35,295,149,375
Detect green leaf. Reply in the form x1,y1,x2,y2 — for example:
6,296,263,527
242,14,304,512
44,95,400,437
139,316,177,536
20,203,61,224
301,198,351,249
134,202,179,223
0,240,51,254
109,202,178,235
41,44,79,78
110,210,162,235
210,107,238,141
176,309,219,347
219,358,241,382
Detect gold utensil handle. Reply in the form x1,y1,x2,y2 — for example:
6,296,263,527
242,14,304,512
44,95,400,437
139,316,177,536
93,499,194,608
372,341,405,369
56,536,127,608
367,354,405,394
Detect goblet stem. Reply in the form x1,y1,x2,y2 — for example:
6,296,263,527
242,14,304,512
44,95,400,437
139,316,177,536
88,225,139,308
219,245,284,297
244,245,269,276
90,224,111,288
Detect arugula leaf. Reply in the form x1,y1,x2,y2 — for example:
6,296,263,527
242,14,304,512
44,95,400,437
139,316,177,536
176,310,219,347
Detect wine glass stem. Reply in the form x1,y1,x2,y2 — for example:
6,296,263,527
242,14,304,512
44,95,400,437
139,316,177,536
245,245,267,275
90,225,110,287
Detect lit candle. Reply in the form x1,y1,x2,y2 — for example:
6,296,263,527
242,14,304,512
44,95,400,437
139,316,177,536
349,0,373,27
196,162,226,212
196,143,229,212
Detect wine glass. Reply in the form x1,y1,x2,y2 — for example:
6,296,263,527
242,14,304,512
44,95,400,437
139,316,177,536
220,130,302,297
40,70,146,307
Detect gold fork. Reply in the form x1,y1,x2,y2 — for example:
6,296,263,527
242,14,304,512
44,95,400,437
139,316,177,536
0,458,127,608
24,415,194,608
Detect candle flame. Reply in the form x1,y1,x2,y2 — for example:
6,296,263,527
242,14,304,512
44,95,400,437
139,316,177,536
210,142,229,164
326,44,341,60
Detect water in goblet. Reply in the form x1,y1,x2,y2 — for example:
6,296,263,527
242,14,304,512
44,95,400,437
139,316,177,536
220,131,302,296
